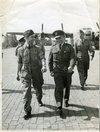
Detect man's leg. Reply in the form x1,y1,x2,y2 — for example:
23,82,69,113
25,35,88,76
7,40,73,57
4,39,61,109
54,73,64,116
77,60,85,90
31,69,43,106
64,71,73,107
21,78,32,120
84,61,89,85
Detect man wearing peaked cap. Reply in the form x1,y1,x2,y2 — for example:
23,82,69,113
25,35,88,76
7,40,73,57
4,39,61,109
48,30,76,117
53,30,65,39
17,29,47,120
74,29,95,90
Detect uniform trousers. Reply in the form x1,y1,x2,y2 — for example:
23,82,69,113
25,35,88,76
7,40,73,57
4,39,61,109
21,67,43,114
77,58,89,86
54,70,73,108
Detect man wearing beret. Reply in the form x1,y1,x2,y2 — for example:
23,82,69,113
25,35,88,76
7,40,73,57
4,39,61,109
17,29,47,120
48,30,75,116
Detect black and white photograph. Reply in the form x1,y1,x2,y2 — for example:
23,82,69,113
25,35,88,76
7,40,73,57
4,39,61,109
1,0,99,131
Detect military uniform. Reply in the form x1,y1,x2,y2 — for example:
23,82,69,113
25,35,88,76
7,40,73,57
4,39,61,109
18,35,45,118
48,30,75,113
75,38,95,88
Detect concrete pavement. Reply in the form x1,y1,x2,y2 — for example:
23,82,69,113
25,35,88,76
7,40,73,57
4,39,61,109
2,47,99,130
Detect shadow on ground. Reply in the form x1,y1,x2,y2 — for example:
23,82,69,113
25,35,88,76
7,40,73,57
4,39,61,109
71,84,99,90
43,84,99,90
30,103,99,120
2,88,40,95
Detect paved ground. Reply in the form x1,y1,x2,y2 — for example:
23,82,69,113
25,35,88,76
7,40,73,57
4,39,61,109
2,47,99,130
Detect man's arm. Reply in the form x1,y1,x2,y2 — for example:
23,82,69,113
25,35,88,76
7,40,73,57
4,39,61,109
38,47,47,73
48,48,54,76
68,45,76,72
89,41,95,60
17,49,23,80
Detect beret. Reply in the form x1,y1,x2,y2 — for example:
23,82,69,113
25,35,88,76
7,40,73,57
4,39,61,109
24,29,34,38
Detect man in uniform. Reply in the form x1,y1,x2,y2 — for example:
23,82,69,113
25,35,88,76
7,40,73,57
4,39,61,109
48,30,75,116
74,30,95,90
17,29,47,120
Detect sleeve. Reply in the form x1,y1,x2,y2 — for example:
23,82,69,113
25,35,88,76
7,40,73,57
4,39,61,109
70,45,76,59
48,48,53,72
38,47,45,60
15,46,18,56
41,45,45,56
88,41,95,58
69,45,76,69
74,42,78,56
17,49,23,64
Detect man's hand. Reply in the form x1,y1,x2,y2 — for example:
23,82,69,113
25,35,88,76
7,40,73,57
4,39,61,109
16,75,20,81
68,67,73,73
41,66,47,73
90,56,93,61
50,71,54,77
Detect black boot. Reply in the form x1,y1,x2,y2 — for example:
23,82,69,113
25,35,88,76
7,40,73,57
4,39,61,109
24,106,32,120
81,86,85,90
56,106,63,117
38,100,43,107
64,100,69,107
24,111,31,120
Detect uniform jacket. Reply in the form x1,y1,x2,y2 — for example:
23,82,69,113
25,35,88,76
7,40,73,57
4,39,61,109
74,39,95,61
18,43,44,71
15,44,22,56
48,42,75,73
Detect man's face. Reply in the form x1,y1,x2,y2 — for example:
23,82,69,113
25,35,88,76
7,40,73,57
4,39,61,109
26,34,36,46
55,35,65,45
84,33,91,40
80,32,84,39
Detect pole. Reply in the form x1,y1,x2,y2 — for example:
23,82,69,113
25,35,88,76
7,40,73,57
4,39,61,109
42,24,43,33
61,23,64,31
96,22,100,30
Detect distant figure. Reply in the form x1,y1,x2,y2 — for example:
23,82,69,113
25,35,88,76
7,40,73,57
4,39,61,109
37,32,46,56
48,30,75,117
74,30,95,90
15,37,25,56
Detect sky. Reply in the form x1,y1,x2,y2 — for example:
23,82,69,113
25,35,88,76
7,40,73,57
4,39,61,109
1,0,99,34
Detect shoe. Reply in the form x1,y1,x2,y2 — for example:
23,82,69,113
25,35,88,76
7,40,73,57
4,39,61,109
57,108,63,116
38,100,43,107
64,101,69,107
24,112,31,120
81,86,85,90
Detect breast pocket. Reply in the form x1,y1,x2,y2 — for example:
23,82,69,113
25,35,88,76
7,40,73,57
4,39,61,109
53,52,61,61
23,50,30,64
63,50,71,60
